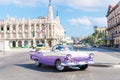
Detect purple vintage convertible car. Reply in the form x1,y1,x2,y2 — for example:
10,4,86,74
30,44,94,71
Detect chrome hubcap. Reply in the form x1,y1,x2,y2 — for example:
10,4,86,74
35,60,39,66
56,61,64,71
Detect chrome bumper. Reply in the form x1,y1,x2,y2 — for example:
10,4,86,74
61,61,94,66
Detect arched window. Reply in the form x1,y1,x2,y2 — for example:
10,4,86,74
18,41,22,47
12,41,16,47
24,40,28,47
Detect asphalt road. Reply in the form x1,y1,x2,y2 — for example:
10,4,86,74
0,48,120,80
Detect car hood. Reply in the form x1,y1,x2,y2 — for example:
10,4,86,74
42,50,90,57
57,51,90,57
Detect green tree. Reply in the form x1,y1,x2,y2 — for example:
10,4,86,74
84,28,106,46
87,35,96,45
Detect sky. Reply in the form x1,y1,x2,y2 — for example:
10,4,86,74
0,0,119,37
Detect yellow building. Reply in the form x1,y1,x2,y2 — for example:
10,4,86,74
94,26,107,34
0,0,64,48
106,1,120,48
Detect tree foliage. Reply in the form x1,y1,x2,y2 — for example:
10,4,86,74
85,29,105,46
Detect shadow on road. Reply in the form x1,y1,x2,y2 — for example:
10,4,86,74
89,63,117,68
15,63,85,72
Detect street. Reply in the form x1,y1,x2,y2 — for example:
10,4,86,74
0,48,120,80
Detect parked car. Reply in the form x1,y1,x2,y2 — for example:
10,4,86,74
30,44,94,71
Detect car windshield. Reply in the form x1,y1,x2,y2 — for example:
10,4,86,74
53,44,73,51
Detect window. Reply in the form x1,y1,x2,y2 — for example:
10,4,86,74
36,24,39,26
13,25,16,30
1,26,3,31
7,25,9,31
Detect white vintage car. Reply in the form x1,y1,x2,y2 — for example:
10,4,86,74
30,44,94,71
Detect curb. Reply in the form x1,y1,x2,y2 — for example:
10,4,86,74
99,47,120,52
112,65,120,68
89,63,120,68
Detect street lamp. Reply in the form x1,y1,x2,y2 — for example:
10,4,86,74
32,30,36,49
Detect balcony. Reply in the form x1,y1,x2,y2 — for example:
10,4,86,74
108,22,120,30
114,33,120,37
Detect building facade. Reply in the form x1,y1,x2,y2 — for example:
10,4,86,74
94,26,108,46
0,0,64,48
106,1,120,48
94,26,107,34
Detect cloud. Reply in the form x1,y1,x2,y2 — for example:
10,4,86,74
0,0,119,11
0,0,118,13
92,17,107,27
68,17,107,27
66,0,119,11
0,0,61,7
0,0,39,6
68,17,92,26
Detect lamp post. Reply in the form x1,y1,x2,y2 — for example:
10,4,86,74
32,30,36,49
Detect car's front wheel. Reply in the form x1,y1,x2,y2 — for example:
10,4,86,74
35,59,42,67
55,60,64,71
79,64,88,70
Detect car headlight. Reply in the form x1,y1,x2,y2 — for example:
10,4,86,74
66,54,72,60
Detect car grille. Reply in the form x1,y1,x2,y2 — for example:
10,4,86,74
72,57,88,62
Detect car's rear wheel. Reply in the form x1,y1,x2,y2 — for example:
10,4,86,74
35,59,42,67
79,64,88,70
55,60,64,71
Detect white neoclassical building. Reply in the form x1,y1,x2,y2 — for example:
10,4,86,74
0,0,64,49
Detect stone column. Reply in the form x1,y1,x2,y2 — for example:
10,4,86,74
10,41,13,48
16,41,18,47
22,40,24,47
28,40,31,48
28,22,31,38
39,24,41,38
52,26,54,38
4,24,7,39
47,24,49,38
44,39,47,47
10,24,13,39
51,39,55,46
34,24,36,37
32,30,36,48
22,24,25,38
51,25,53,38
16,24,19,39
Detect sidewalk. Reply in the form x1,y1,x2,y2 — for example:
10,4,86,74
90,50,120,67
0,48,31,57
99,46,120,51
93,51,120,64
